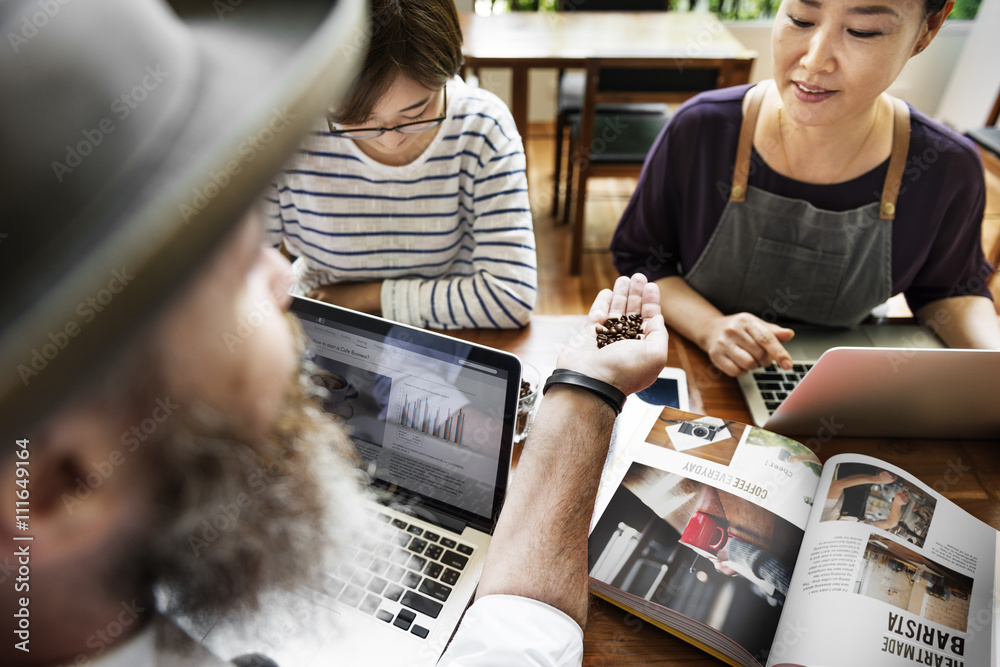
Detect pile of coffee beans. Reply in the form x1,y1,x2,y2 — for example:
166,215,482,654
519,379,533,399
596,313,643,348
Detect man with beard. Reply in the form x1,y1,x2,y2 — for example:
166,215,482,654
0,0,670,665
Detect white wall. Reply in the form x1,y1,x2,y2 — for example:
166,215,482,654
467,16,976,125
725,20,971,117
937,0,1000,131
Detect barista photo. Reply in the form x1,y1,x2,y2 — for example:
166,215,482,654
857,535,972,633
821,463,935,548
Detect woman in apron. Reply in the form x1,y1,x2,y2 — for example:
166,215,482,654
611,0,1000,376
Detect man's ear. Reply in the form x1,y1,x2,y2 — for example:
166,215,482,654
1,408,144,569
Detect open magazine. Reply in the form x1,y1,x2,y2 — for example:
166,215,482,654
589,403,998,667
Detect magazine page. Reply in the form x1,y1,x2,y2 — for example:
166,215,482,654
768,453,998,667
588,406,825,667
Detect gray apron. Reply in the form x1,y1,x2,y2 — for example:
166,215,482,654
685,83,911,327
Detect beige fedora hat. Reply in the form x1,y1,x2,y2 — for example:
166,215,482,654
0,0,368,432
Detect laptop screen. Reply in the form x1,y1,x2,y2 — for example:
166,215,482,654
290,297,519,533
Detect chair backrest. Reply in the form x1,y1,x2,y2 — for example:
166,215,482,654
560,0,670,10
580,56,753,116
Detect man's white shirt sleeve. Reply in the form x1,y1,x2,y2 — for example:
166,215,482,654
438,595,583,667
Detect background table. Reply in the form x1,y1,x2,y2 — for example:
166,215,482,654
459,11,756,137
444,316,1000,665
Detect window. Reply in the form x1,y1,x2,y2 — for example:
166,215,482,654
475,0,982,20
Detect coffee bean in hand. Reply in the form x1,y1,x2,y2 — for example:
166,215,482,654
596,313,643,348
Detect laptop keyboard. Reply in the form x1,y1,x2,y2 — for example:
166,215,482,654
751,363,815,415
307,510,475,640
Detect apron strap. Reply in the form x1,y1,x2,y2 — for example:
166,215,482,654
730,83,767,202
880,96,911,220
731,85,911,219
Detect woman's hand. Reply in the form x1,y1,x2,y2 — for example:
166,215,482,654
703,312,795,377
556,274,670,397
307,281,383,314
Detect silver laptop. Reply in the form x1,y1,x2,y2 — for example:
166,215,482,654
203,297,520,665
737,323,1000,439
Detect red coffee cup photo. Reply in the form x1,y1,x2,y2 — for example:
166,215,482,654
679,510,729,556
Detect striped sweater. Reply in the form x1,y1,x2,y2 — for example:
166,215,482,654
263,77,536,329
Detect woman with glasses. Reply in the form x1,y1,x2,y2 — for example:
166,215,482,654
264,0,535,329
611,0,1000,377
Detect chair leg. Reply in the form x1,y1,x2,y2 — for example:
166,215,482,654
561,138,575,227
570,160,588,275
552,112,565,218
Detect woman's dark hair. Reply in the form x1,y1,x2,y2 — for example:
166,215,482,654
924,0,948,16
332,0,464,126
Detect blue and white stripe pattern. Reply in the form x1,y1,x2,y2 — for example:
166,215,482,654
262,77,536,329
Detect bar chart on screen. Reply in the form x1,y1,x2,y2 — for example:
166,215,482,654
397,393,467,446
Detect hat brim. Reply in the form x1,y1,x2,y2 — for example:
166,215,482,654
1,0,367,431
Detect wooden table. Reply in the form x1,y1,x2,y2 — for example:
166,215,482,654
458,11,756,137
443,316,1000,666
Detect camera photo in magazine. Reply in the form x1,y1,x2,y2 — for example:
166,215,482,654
647,407,749,466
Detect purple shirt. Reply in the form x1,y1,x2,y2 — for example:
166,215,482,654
610,84,993,314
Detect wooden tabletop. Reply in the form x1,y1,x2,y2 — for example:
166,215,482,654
459,11,755,66
442,316,1000,666
458,11,756,140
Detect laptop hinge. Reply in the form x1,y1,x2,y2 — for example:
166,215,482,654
397,505,469,534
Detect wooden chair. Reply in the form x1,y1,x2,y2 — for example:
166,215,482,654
968,87,1000,308
551,0,673,222
566,56,753,274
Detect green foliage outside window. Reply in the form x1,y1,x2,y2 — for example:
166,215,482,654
499,0,982,20
702,0,981,20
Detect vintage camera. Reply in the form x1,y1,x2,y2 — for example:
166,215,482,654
678,421,726,441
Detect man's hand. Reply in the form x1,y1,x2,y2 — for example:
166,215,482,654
875,471,897,486
892,490,910,509
470,275,669,630
702,312,794,377
556,274,670,396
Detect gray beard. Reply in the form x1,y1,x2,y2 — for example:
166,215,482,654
112,316,372,638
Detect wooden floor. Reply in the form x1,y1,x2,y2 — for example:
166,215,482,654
525,124,635,316
525,123,1000,317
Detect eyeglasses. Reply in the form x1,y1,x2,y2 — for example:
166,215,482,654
327,87,447,140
